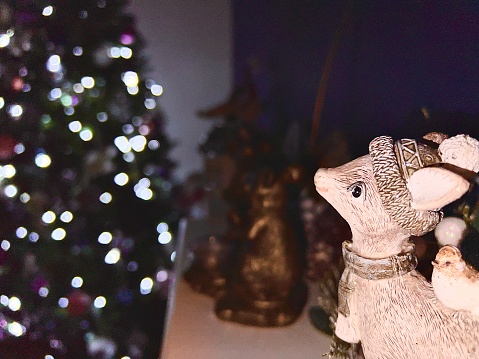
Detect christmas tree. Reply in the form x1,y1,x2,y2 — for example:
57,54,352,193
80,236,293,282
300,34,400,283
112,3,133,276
0,1,180,357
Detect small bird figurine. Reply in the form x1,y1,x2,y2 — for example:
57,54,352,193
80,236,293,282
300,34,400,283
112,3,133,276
431,245,479,316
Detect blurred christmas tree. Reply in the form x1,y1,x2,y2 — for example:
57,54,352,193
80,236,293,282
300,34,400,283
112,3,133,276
0,1,181,357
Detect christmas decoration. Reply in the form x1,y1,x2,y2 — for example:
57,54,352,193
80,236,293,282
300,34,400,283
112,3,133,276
314,133,479,358
434,216,467,247
0,1,180,357
215,169,307,327
432,245,479,317
184,75,281,298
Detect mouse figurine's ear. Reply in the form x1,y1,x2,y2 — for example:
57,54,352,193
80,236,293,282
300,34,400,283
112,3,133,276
407,166,470,211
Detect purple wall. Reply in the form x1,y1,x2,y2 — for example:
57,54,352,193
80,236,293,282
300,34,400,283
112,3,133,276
233,1,479,154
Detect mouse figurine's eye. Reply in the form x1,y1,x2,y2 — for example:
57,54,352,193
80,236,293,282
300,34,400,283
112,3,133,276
348,181,365,202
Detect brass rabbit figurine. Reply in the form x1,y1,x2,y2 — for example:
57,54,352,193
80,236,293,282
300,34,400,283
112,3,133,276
215,169,307,327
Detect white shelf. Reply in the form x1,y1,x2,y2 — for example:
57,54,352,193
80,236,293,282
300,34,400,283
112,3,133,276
161,280,332,359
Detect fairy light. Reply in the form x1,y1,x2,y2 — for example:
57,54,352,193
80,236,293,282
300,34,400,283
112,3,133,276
123,152,135,162
79,128,93,141
134,178,153,200
136,187,153,200
51,228,66,241
14,143,25,154
156,270,168,282
99,192,112,204
16,227,28,238
1,240,10,251
108,47,121,58
157,222,168,233
93,296,106,308
81,76,95,89
42,211,56,224
122,124,134,135
120,47,132,59
60,94,73,107
130,135,147,152
140,277,153,295
73,46,83,56
96,112,108,122
0,97,4,109
20,193,30,203
8,104,23,118
71,276,83,288
171,251,176,262
73,83,84,93
64,106,74,116
49,88,62,100
68,121,82,132
0,296,8,306
114,136,131,153
60,211,73,223
151,84,163,96
46,55,62,73
3,164,16,178
158,232,172,244
98,232,112,244
121,71,138,87
8,297,21,311
58,297,68,308
35,153,52,168
148,140,160,150
7,322,25,337
138,177,150,188
4,185,18,197
114,173,129,186
0,34,11,48
104,248,121,264
38,287,49,297
144,99,156,109
29,232,39,243
127,86,139,95
138,125,150,136
42,5,54,16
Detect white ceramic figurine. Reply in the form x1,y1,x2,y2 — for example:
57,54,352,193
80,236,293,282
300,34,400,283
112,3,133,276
314,133,479,358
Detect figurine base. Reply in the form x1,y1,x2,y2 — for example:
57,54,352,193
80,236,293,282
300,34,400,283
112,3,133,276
214,281,308,327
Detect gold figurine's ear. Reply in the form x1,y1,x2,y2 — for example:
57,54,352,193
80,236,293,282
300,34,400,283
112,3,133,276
407,166,470,211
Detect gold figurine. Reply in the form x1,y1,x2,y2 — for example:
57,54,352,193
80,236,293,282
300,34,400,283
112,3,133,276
215,169,307,327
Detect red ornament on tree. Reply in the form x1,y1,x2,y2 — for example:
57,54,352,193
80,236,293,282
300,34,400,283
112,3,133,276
11,77,24,91
0,135,18,160
67,290,91,316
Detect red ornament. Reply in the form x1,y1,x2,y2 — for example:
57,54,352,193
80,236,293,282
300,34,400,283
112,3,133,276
67,290,91,316
11,77,24,91
0,135,18,160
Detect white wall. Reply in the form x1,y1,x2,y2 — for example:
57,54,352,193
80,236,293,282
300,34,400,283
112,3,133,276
128,0,233,181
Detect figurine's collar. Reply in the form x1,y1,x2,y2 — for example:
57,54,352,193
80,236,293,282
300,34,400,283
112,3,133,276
342,240,417,280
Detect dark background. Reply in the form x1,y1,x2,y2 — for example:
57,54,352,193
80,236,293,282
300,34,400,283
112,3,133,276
233,0,479,155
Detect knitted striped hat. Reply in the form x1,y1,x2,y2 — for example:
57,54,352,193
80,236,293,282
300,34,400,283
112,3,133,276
369,136,443,236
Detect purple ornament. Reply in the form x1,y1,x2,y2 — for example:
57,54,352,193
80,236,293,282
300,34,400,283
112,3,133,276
120,33,135,45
